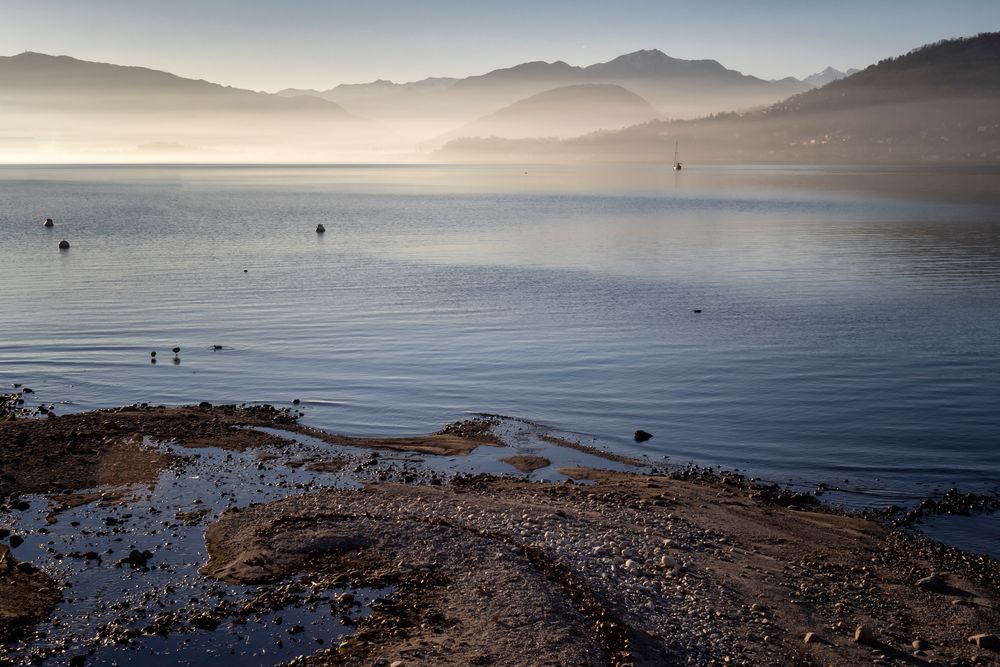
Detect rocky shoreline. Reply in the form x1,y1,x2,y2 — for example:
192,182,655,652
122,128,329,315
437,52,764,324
1,395,999,666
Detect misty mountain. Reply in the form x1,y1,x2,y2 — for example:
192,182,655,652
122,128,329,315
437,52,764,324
279,49,809,141
0,52,394,161
438,33,1000,164
802,66,860,88
434,84,661,144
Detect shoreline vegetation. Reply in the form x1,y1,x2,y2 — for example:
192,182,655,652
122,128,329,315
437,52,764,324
2,394,999,665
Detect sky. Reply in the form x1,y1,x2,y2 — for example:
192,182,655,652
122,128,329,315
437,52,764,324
1,0,998,91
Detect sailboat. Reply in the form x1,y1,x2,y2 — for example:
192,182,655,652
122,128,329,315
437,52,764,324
673,140,682,171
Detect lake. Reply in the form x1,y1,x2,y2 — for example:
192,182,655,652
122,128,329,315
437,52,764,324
1,163,998,538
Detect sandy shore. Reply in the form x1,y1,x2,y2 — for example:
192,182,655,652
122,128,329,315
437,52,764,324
1,397,999,665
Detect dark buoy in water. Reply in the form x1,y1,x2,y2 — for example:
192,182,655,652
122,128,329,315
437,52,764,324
150,351,157,358
316,224,326,234
693,309,702,314
634,430,653,443
58,239,70,250
43,218,54,228
172,347,181,354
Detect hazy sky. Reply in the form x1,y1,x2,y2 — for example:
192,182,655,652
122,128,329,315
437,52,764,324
2,0,998,91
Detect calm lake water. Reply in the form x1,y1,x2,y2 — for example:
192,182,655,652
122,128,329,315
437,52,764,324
2,164,998,524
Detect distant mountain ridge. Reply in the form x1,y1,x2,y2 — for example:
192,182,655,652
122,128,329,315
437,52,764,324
0,52,392,161
438,32,1000,164
279,49,810,141
802,66,860,88
435,84,661,143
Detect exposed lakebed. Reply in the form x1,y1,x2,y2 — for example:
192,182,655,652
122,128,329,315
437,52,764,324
2,401,999,666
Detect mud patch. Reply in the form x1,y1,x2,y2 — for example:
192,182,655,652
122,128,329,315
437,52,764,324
501,454,551,473
0,546,60,645
0,403,298,497
288,416,503,457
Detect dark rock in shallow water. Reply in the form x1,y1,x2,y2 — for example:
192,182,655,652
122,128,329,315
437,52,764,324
43,218,54,228
634,430,653,443
316,224,326,234
119,549,153,569
9,534,24,548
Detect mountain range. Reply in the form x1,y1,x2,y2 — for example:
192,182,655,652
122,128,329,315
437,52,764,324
0,52,388,161
278,49,810,141
433,84,661,144
0,35,992,164
438,32,1000,164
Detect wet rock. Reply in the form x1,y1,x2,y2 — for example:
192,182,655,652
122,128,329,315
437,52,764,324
9,534,24,548
118,549,153,569
633,430,653,443
189,612,220,631
969,633,1000,651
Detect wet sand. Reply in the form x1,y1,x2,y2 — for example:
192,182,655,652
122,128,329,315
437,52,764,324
1,398,999,666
